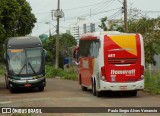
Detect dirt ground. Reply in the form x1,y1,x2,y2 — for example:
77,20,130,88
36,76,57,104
0,77,160,116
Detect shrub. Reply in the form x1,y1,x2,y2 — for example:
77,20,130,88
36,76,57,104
46,65,78,80
144,70,160,94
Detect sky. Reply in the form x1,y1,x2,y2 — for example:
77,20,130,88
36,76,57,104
26,0,160,36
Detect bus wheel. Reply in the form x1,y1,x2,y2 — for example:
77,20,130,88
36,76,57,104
39,86,44,91
92,80,101,97
81,85,87,91
130,90,137,96
5,75,9,89
92,80,96,96
96,91,101,97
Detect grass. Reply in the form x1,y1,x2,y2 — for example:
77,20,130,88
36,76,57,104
144,70,160,94
46,65,78,80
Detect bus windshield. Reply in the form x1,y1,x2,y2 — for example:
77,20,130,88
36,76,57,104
7,48,42,75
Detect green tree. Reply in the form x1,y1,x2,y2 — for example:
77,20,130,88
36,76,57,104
109,23,124,32
39,34,48,42
43,35,56,64
128,17,160,65
0,0,21,39
99,16,108,31
15,0,36,36
0,0,36,61
44,33,77,67
0,0,36,42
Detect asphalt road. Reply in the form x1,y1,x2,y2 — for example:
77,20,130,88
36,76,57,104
0,77,160,116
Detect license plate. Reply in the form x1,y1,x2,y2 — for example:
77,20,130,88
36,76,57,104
119,86,127,90
24,84,31,87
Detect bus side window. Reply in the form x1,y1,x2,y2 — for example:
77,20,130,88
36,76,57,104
79,40,100,58
89,41,100,58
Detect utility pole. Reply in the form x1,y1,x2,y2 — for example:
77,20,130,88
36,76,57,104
55,0,60,69
54,0,64,68
123,0,128,32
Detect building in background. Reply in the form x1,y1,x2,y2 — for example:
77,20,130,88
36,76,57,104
107,19,123,30
70,17,96,44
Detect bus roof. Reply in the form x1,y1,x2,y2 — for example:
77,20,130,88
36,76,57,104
80,31,138,40
80,34,97,40
5,36,42,49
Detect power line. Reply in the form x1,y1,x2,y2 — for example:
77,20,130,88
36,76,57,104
117,0,123,4
35,12,51,15
63,0,114,11
90,0,112,13
141,10,160,13
108,10,122,20
42,26,56,35
93,0,115,15
76,0,113,19
64,0,114,19
35,0,111,15
65,7,121,20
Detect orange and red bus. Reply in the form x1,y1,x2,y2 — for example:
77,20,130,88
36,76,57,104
76,31,144,97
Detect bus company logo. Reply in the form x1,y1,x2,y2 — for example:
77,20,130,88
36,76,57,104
2,108,11,113
108,54,115,58
111,69,136,75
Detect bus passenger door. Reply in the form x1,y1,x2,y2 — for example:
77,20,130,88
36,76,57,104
80,57,91,86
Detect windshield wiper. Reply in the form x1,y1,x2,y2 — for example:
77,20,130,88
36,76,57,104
28,62,37,75
18,63,26,76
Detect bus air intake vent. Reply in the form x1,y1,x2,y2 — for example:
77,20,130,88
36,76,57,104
108,58,138,64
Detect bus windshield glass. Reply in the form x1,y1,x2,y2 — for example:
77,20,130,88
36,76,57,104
7,48,42,75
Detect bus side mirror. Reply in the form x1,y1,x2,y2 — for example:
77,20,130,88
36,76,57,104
75,61,79,66
73,47,80,66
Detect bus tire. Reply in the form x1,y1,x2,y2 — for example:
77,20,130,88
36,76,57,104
92,80,101,97
130,90,137,96
6,82,9,89
81,85,87,91
79,76,81,85
92,80,96,96
5,75,9,89
96,91,101,97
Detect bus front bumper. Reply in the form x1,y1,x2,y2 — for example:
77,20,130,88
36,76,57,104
99,79,144,91
8,77,46,88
